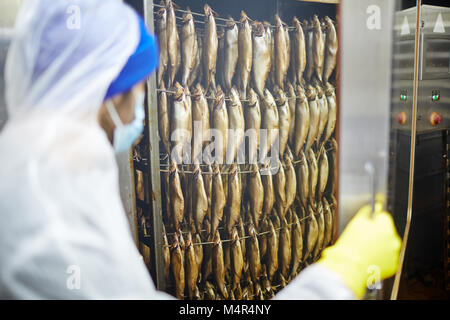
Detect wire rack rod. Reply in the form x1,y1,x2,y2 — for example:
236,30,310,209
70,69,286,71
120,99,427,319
175,15,229,28
159,205,336,248
158,145,335,173
166,201,334,235
152,3,331,31
159,165,280,175
156,88,249,102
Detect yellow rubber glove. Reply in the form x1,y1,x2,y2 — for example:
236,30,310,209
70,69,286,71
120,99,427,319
318,202,402,299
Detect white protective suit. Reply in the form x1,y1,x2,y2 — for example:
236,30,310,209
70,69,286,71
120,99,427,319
0,0,354,300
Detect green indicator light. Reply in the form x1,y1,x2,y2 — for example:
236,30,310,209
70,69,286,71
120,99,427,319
432,94,440,101
400,94,407,101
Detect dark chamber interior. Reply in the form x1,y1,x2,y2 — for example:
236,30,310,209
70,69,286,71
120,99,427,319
126,0,336,25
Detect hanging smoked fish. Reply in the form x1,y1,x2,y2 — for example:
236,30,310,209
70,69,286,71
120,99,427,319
185,232,200,299
163,225,171,283
323,197,333,248
258,218,269,260
293,84,310,157
313,201,325,261
286,83,296,148
156,5,168,87
290,211,303,279
279,216,292,279
171,83,191,164
188,33,201,87
261,162,275,222
192,83,210,164
223,17,239,94
192,164,208,233
316,84,329,144
237,11,252,99
312,15,324,83
323,82,337,144
238,217,247,259
261,89,279,158
158,82,170,155
274,86,291,157
273,159,287,220
304,85,320,152
203,4,218,92
194,233,203,282
211,87,228,164
211,163,226,236
305,205,319,261
293,16,306,84
216,27,225,89
326,138,338,196
252,21,271,98
180,8,197,87
166,0,180,88
202,219,213,281
266,219,279,281
296,150,309,209
244,88,261,163
212,231,228,299
231,227,244,290
323,16,338,84
171,233,185,300
264,21,275,88
284,154,297,213
317,146,329,200
227,87,245,164
304,19,314,82
226,163,242,234
274,14,288,90
307,148,318,206
248,163,264,228
169,162,184,230
247,223,262,283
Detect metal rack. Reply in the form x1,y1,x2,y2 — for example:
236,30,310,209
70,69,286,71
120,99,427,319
135,0,339,295
445,129,450,290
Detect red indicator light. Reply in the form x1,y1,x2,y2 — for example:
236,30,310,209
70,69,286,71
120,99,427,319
430,112,442,126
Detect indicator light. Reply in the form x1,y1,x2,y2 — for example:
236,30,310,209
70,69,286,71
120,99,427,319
432,94,440,102
397,112,407,125
430,112,442,126
400,94,407,101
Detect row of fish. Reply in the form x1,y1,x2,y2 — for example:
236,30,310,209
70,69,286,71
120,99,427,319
158,80,337,165
163,134,337,233
159,136,338,299
156,1,338,99
163,191,338,300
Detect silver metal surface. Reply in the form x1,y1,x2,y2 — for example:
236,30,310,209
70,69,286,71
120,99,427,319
392,5,450,133
143,0,166,291
339,0,395,232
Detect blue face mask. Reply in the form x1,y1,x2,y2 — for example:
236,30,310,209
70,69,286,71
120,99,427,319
106,92,145,154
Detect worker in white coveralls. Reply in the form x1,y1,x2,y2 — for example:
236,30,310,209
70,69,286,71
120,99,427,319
0,0,401,299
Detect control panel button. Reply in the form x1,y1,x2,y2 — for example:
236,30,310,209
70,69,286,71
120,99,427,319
430,112,442,126
432,90,441,102
397,112,407,125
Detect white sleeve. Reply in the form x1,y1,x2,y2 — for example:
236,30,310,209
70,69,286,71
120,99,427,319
0,124,175,300
273,264,356,300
